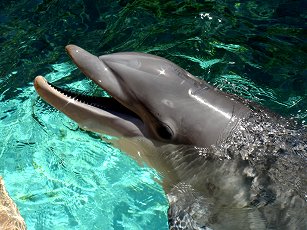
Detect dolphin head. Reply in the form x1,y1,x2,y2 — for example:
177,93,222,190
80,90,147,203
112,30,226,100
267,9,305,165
35,45,250,147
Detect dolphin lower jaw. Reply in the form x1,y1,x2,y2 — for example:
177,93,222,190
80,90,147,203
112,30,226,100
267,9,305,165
34,76,146,137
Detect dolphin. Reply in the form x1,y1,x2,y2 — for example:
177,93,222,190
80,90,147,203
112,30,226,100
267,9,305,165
34,45,306,230
34,45,251,147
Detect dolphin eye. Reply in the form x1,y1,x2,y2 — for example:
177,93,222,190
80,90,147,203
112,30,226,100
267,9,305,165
156,124,173,140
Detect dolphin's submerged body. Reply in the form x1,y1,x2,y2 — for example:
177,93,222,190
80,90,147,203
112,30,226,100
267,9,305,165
34,45,306,230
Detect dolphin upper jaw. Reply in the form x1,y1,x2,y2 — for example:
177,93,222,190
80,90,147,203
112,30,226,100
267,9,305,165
65,45,148,123
65,45,126,102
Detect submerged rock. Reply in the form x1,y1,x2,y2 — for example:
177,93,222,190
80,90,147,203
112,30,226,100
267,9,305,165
0,176,26,230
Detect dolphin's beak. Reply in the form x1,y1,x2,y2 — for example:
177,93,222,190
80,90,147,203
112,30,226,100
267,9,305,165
34,46,146,138
65,45,126,102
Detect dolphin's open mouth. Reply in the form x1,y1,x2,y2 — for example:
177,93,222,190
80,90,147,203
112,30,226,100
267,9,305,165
34,74,145,137
34,44,152,138
39,77,139,119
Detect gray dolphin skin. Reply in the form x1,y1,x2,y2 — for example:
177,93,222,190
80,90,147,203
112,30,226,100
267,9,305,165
34,45,306,230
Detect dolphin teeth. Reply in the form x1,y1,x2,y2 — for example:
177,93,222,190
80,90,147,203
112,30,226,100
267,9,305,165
64,93,72,100
45,80,127,111
48,83,57,91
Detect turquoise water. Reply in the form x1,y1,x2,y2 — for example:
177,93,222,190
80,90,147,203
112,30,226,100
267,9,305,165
0,0,306,229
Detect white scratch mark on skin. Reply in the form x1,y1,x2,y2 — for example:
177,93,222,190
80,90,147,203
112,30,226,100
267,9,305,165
188,89,233,120
161,99,174,108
